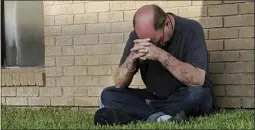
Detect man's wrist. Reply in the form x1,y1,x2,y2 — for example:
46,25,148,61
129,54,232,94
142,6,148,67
158,50,171,67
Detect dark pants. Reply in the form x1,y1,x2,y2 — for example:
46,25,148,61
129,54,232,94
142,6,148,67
100,86,214,122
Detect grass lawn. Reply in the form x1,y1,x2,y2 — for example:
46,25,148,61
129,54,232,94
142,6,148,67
1,106,254,129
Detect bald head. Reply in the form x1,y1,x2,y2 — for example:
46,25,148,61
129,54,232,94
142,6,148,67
133,4,167,39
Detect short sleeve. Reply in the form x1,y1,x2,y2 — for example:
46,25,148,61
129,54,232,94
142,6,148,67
119,31,140,73
186,22,208,71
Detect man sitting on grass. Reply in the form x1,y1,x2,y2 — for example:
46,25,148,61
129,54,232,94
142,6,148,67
94,4,214,125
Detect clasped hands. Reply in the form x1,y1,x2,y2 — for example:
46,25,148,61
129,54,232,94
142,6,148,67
130,38,163,61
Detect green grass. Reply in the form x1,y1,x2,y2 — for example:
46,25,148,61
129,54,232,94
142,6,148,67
1,106,254,129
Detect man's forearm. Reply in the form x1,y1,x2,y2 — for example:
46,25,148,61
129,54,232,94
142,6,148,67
158,51,205,87
113,55,137,88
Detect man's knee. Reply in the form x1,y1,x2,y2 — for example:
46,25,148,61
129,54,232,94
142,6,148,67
187,87,212,101
100,86,122,104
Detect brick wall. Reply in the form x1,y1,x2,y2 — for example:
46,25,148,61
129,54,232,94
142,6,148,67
1,0,254,108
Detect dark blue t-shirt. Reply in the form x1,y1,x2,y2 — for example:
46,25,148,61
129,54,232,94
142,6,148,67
119,13,213,98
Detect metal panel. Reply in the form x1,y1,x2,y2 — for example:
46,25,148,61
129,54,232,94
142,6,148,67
4,1,44,67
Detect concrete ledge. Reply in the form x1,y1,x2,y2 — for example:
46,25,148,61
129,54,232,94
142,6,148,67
1,67,45,87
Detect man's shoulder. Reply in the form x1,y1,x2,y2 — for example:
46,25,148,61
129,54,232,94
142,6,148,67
176,15,203,33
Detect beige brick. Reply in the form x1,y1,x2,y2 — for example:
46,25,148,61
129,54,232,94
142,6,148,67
208,4,238,16
27,72,36,86
215,97,241,108
74,13,98,24
60,4,72,14
111,22,133,33
111,44,125,54
63,87,87,96
17,87,39,96
56,56,74,66
99,33,123,44
43,1,54,5
44,5,61,15
56,36,73,46
194,17,223,28
75,76,99,86
62,25,85,35
225,39,254,50
44,16,54,26
19,73,28,86
12,72,20,86
212,74,241,85
164,1,192,7
163,8,178,15
209,63,224,73
75,56,99,65
57,76,74,87
210,51,239,62
87,66,112,75
124,10,136,21
62,46,74,55
242,97,254,108
85,2,109,13
240,50,254,61
75,97,99,106
51,97,74,106
179,6,207,18
74,46,87,55
35,72,44,86
44,36,55,46
63,66,87,76
46,77,56,87
203,29,208,40
124,32,131,42
99,12,123,23
4,73,13,86
226,85,254,96
241,73,254,84
110,1,135,11
54,1,72,5
225,62,254,73
45,47,61,56
239,27,254,38
135,1,164,9
44,26,61,36
55,15,73,25
209,28,238,39
212,85,225,96
40,87,62,96
2,87,16,96
131,75,145,86
99,76,114,86
239,2,254,14
99,55,121,65
206,40,223,51
1,97,6,105
72,3,85,14
223,0,246,3
45,57,55,66
74,35,98,45
6,97,27,106
86,23,110,34
28,97,50,106
87,44,111,55
87,87,104,96
192,1,222,5
224,15,254,27
2,74,6,86
60,4,85,14
45,67,62,76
